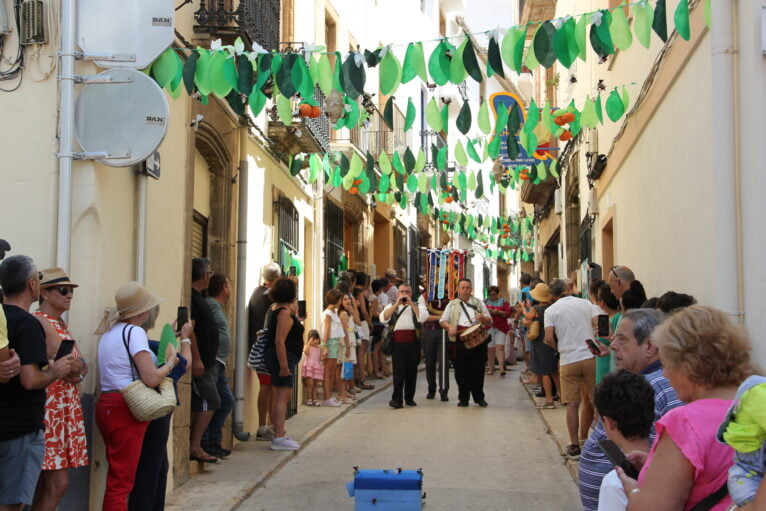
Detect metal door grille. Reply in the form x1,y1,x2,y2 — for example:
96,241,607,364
324,200,344,290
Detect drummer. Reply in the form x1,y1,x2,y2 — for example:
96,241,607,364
439,278,493,407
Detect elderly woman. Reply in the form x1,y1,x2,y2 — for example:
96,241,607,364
31,269,89,511
263,277,304,451
95,282,181,511
618,305,750,510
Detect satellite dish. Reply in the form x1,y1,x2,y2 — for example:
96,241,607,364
74,69,169,167
76,0,174,69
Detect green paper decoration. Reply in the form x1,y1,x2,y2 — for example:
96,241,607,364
156,325,178,366
404,97,416,132
576,13,589,62
425,97,442,132
383,96,395,129
605,88,625,122
406,173,418,193
364,48,381,67
440,104,449,135
488,135,501,160
341,53,365,99
495,105,509,136
653,0,668,42
525,30,541,71
455,141,468,166
467,139,481,163
533,21,558,68
308,153,321,183
393,151,405,174
475,170,484,199
193,51,212,95
318,53,333,94
276,94,292,125
610,5,633,52
501,25,526,73
478,99,491,135
152,48,182,90
339,152,350,176
620,86,630,113
634,1,654,49
379,49,402,95
276,53,296,98
403,147,416,172
379,151,392,175
554,17,578,68
467,170,476,190
182,51,199,94
349,153,363,178
402,42,427,83
487,36,504,78
595,94,604,124
428,41,451,86
379,172,391,193
237,55,253,96
436,145,447,170
450,38,468,84
704,0,711,29
507,103,522,135
289,155,302,176
415,148,426,172
674,0,691,41
590,11,615,58
456,100,472,135
462,38,483,83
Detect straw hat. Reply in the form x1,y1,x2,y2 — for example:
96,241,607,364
385,268,398,279
530,283,552,303
95,282,163,334
39,267,78,289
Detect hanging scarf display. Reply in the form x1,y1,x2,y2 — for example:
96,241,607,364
427,249,438,301
437,249,448,300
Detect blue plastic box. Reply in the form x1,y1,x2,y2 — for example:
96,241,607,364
346,468,424,511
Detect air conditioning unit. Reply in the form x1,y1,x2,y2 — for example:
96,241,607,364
0,0,11,35
587,154,608,181
20,0,47,45
554,188,563,215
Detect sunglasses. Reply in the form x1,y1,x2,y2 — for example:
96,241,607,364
51,286,74,296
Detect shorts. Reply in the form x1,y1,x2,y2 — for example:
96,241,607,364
257,373,272,385
524,334,532,353
192,367,221,412
357,322,370,341
559,357,596,405
264,348,300,388
370,323,385,345
487,328,507,348
0,430,45,506
325,337,342,359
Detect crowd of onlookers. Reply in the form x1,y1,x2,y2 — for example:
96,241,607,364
513,266,766,511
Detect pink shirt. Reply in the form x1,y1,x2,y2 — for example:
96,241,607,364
638,399,734,510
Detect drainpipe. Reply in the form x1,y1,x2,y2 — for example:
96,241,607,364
710,0,743,323
135,168,148,284
232,123,251,441
56,0,76,271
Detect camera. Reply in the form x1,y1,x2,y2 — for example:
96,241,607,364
401,297,408,303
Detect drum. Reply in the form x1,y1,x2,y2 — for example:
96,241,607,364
459,324,488,350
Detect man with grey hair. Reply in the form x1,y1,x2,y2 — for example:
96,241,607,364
544,278,600,459
607,265,635,299
0,255,74,508
578,309,683,511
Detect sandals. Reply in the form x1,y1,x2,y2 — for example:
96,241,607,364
356,380,375,390
536,402,556,409
306,399,315,406
190,452,218,463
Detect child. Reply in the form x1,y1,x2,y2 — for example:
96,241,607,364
302,330,323,406
337,294,358,404
717,375,766,508
321,289,345,407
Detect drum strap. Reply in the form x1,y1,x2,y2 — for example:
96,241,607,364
459,300,477,325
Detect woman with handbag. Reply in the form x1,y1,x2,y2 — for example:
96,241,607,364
95,282,181,511
524,284,559,409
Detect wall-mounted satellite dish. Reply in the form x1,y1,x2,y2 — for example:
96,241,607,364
74,68,169,167
77,0,174,69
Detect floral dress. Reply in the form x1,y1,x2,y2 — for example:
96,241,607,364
33,311,89,470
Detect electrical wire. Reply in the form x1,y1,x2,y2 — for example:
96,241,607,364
0,0,24,92
27,0,58,81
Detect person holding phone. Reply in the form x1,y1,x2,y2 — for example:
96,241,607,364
592,370,655,510
32,268,89,511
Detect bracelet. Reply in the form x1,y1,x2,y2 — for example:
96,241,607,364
630,488,640,495
180,338,191,345
166,361,174,371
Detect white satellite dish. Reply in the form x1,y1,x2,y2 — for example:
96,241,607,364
74,68,169,167
76,0,174,69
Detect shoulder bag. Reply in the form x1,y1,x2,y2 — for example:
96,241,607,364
119,325,177,422
527,306,542,341
382,306,421,355
247,309,273,373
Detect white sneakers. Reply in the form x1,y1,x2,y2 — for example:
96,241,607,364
323,397,342,407
255,427,275,441
270,435,300,451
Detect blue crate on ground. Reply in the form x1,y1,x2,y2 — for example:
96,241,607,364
346,468,424,511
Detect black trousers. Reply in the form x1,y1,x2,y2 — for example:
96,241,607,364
422,329,450,394
391,341,420,404
129,413,172,511
453,340,488,403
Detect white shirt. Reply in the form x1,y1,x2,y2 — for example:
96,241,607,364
441,298,491,328
98,322,154,392
379,299,428,331
597,470,628,511
544,295,599,365
323,309,345,338
386,285,399,305
377,291,390,310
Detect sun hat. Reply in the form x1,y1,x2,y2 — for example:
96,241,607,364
39,267,79,289
95,281,163,334
384,268,398,279
530,283,553,303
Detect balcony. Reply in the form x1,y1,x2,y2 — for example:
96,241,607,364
520,0,557,33
267,86,330,155
194,0,280,50
348,103,407,158
521,174,557,206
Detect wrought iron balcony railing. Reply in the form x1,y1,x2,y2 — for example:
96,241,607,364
194,0,280,51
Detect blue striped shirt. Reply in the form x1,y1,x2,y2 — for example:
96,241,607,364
578,360,684,511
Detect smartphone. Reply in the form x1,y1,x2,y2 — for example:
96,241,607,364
176,306,189,332
289,266,297,277
597,314,610,337
585,339,600,356
297,300,307,319
598,439,639,479
54,339,76,361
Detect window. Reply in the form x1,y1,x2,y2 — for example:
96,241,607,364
192,210,208,258
393,223,407,277
277,197,299,271
324,200,344,289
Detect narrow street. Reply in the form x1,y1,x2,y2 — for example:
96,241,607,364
240,371,579,510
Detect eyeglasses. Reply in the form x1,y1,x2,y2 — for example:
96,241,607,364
52,286,74,296
609,266,619,279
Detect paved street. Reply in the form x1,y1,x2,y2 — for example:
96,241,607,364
240,370,579,511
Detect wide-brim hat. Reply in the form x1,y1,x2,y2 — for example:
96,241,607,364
530,283,552,302
39,267,78,289
95,281,163,334
385,268,398,279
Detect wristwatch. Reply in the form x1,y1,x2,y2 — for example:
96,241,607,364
180,338,192,345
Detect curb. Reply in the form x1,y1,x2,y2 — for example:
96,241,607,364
519,378,580,484
226,377,395,511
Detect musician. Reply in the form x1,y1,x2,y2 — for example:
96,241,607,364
421,293,450,401
380,284,428,409
440,278,492,407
